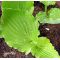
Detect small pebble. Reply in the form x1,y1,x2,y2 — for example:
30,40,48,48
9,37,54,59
45,28,50,31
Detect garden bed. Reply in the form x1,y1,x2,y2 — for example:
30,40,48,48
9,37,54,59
0,1,60,58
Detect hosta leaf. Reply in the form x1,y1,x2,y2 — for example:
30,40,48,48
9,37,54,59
40,1,56,6
2,1,34,53
2,1,33,11
2,1,19,9
48,8,60,19
36,8,60,24
31,37,59,58
0,18,2,38
47,8,60,24
36,12,47,23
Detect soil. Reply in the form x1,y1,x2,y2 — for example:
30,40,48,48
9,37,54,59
0,38,35,58
33,1,45,16
0,1,60,58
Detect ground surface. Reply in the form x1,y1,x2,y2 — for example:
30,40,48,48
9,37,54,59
0,38,34,58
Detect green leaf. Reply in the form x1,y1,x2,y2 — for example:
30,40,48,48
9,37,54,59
1,1,60,58
40,1,56,12
36,8,60,24
47,8,60,24
2,1,34,53
0,18,2,37
2,1,33,11
36,12,47,23
48,8,60,18
2,1,19,9
40,1,56,6
31,37,59,58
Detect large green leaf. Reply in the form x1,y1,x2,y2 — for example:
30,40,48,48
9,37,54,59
31,37,59,58
2,1,34,53
1,1,60,58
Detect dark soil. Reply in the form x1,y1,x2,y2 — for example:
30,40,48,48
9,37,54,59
56,1,60,8
0,38,34,58
33,1,45,16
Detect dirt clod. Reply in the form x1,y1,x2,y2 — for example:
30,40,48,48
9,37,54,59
33,1,45,16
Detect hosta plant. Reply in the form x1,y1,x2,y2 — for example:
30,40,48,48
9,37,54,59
0,1,60,58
